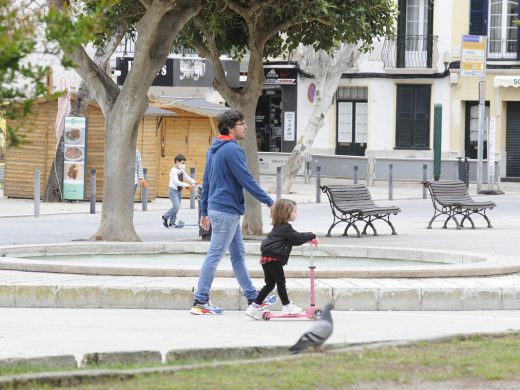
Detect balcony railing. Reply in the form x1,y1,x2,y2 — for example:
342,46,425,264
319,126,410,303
487,37,518,60
382,35,439,69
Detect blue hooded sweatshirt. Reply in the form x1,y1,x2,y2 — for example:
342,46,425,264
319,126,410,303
200,137,274,216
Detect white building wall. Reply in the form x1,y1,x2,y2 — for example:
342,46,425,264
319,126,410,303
296,75,334,154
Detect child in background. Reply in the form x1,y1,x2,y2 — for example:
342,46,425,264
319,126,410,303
162,154,196,228
246,199,318,319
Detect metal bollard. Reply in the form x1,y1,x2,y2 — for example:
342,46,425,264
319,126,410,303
316,166,321,203
276,166,281,201
496,162,502,191
463,157,470,187
141,167,148,211
422,164,427,199
388,164,393,201
353,165,358,184
90,168,96,214
190,167,196,209
34,169,40,218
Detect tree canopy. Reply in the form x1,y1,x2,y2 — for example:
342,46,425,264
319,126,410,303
173,0,397,235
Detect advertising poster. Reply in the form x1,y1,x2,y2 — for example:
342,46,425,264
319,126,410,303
63,117,87,200
284,111,295,141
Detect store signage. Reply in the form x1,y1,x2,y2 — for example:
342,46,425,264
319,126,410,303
284,111,296,141
264,67,297,85
116,58,174,86
494,76,520,88
116,57,240,87
461,35,486,77
63,116,87,200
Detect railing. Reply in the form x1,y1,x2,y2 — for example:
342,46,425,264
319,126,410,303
382,35,439,69
487,37,518,60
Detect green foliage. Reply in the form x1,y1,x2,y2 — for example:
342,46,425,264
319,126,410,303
177,0,397,62
0,0,50,146
0,0,121,147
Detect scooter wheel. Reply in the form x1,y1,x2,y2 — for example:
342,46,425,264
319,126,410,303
262,312,271,321
312,309,322,320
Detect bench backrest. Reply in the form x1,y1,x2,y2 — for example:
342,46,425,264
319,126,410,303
321,184,375,210
425,180,473,203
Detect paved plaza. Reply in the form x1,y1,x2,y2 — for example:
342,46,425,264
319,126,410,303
1,176,520,364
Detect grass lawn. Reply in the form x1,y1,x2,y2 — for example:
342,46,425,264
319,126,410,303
8,333,520,390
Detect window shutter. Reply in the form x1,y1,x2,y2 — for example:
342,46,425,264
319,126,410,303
396,0,407,68
469,0,488,36
396,86,414,148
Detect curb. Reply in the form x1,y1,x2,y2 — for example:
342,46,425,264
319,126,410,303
1,284,520,311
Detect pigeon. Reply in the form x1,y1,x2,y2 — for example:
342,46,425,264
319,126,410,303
289,303,333,354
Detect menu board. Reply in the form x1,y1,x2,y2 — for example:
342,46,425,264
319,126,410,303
63,117,87,200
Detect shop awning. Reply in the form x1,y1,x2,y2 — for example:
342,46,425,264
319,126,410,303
144,106,177,116
494,76,520,88
163,98,229,118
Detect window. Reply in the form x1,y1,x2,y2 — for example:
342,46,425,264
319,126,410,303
396,0,434,67
396,85,431,149
336,87,368,156
488,0,518,58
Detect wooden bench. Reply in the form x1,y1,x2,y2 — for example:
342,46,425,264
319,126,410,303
320,184,401,237
422,180,496,229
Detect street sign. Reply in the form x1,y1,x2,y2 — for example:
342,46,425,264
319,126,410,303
461,35,486,77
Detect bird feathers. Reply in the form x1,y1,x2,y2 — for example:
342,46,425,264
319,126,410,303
289,303,333,354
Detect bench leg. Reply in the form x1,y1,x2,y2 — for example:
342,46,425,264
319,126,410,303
481,212,493,228
460,214,475,229
427,212,441,229
361,219,377,236
343,222,361,238
443,215,461,230
387,219,398,235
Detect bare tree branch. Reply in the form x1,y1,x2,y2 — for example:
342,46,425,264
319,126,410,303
192,16,236,102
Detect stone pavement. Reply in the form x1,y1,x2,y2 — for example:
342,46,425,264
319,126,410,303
0,176,520,365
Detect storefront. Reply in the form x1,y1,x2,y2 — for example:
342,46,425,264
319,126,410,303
255,65,299,153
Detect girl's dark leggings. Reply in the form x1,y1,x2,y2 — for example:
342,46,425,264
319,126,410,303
255,261,290,306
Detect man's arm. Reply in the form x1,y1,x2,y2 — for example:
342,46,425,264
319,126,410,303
227,147,274,207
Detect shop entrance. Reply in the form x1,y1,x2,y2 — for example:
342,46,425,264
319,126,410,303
255,89,283,152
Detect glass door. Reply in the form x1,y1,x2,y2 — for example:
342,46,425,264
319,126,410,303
405,0,429,66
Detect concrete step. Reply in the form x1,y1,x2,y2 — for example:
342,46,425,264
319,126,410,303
2,279,520,311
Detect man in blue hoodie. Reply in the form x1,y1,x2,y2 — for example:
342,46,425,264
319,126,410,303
191,110,276,315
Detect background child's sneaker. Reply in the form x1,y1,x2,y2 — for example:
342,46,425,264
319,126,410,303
258,295,277,310
282,302,303,314
190,301,223,315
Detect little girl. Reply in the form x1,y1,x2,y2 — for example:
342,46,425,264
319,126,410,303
246,198,318,319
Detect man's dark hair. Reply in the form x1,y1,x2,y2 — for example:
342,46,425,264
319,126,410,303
174,154,187,163
217,110,244,135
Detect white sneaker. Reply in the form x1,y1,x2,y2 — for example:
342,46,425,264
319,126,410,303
282,302,303,314
245,303,263,320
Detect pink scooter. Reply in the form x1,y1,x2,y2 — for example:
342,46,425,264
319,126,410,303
262,240,322,321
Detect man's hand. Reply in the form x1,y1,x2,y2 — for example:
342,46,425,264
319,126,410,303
187,184,193,191
139,178,147,188
200,216,210,231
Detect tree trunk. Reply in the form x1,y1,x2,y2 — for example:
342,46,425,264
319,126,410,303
240,102,264,236
278,74,342,194
43,135,65,202
91,102,146,241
